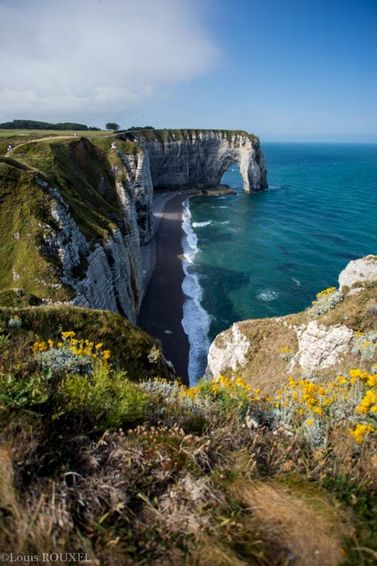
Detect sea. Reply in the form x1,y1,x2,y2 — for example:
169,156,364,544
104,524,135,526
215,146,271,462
181,142,377,384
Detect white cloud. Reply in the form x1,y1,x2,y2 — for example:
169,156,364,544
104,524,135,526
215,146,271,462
0,0,219,125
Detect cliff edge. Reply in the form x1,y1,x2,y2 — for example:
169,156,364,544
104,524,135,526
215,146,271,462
207,255,377,391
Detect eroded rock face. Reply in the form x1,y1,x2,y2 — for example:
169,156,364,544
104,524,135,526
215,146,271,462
207,323,251,377
338,255,377,290
295,321,353,371
39,147,150,323
134,131,267,193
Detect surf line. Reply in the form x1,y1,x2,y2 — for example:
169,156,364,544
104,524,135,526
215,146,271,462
180,199,211,385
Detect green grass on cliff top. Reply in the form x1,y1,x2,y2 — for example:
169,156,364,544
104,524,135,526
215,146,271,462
0,160,74,303
10,137,124,241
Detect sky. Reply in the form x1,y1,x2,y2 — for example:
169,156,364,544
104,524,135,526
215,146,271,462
0,0,376,141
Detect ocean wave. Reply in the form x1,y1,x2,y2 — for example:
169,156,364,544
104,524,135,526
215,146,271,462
181,200,211,384
257,289,280,302
219,220,230,225
192,220,212,228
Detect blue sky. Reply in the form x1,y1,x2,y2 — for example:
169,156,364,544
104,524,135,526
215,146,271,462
1,0,376,141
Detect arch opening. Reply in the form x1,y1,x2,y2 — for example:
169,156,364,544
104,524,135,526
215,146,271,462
220,163,244,193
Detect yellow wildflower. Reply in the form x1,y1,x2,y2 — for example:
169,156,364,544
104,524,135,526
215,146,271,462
356,390,377,414
349,423,375,444
61,331,76,339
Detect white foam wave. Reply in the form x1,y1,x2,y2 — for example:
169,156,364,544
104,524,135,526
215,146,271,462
181,200,211,384
257,289,279,302
219,220,230,225
192,220,212,228
292,277,301,287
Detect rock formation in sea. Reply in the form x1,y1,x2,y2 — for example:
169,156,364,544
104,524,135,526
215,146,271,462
0,129,267,322
125,129,268,193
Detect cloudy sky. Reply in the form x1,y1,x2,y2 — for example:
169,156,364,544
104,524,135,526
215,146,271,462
1,0,376,140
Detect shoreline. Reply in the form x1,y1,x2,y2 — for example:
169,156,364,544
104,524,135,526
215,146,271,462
138,194,190,384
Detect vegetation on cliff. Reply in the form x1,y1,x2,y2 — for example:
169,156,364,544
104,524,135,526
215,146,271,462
0,159,74,304
0,278,376,564
0,135,143,307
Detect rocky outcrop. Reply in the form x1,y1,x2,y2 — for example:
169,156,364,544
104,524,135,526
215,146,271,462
338,255,377,291
41,140,160,322
295,320,354,371
124,129,267,193
207,323,251,378
207,256,377,391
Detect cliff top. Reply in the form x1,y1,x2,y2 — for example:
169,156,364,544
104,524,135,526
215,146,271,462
208,255,377,394
121,128,259,144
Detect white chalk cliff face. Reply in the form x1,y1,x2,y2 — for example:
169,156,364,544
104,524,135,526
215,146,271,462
127,130,268,193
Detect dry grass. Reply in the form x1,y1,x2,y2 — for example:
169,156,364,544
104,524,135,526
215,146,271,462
220,316,299,394
230,480,350,566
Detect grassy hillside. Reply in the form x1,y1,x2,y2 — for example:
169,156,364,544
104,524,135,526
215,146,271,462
0,281,376,563
11,137,123,240
0,159,73,304
0,335,375,564
0,305,172,381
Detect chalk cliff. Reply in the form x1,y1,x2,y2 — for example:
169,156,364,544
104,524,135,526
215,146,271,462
124,129,267,193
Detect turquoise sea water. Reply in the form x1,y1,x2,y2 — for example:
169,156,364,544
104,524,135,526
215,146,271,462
183,143,377,381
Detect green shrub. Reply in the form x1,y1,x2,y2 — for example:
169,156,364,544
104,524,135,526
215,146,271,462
58,364,149,429
0,369,52,409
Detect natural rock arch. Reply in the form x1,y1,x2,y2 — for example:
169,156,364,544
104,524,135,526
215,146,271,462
124,129,268,193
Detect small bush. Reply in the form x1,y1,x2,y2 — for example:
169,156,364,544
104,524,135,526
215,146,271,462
59,365,149,430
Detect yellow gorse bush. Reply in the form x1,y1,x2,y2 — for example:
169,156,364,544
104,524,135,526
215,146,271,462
282,370,376,442
311,286,339,308
33,331,111,363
